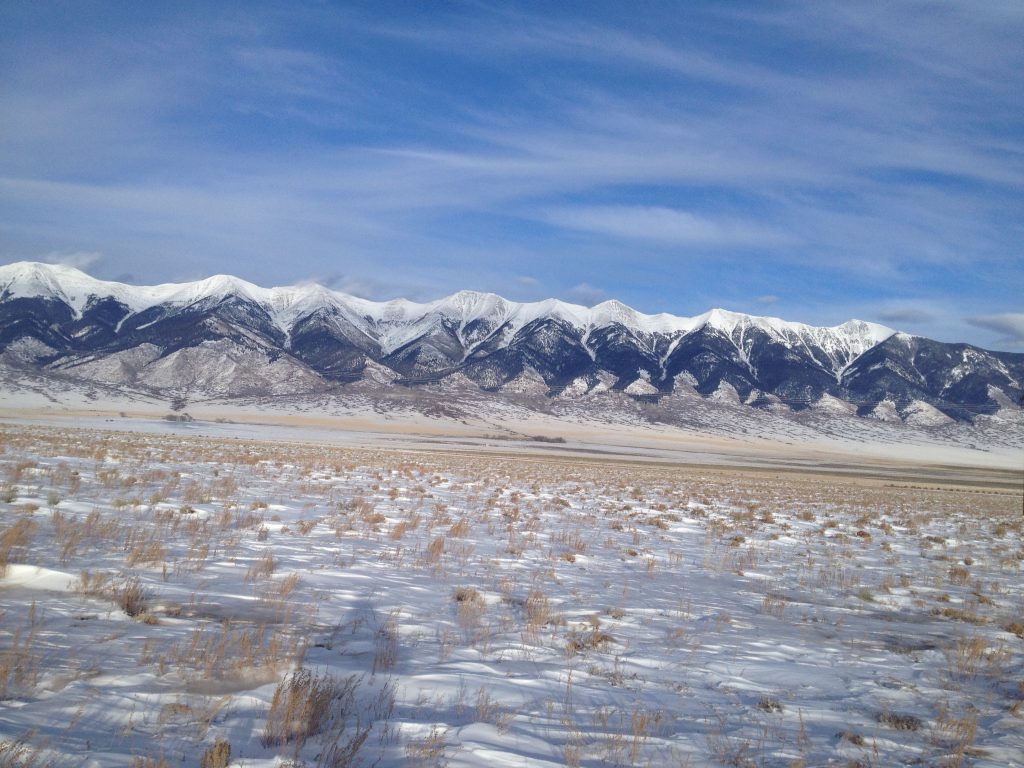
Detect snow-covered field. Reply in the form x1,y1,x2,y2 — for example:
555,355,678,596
1,423,1022,767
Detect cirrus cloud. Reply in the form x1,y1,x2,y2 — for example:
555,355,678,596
0,1,1020,348
545,206,791,248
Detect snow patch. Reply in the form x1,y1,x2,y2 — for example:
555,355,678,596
902,400,954,426
362,359,399,385
623,369,659,395
0,337,57,363
986,385,1019,412
1,564,76,591
501,366,548,395
709,381,741,403
868,399,901,422
813,393,856,415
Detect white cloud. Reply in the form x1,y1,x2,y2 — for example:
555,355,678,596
967,313,1024,348
546,206,788,247
566,282,607,306
0,1,1019,348
41,250,102,270
877,307,936,324
756,294,778,305
302,272,422,301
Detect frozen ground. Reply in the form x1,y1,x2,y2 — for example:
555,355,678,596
0,422,1022,767
2,374,1023,476
2,365,1022,472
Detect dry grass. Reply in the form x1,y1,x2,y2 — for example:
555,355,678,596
761,592,787,618
525,588,552,631
453,586,480,604
130,757,171,768
198,737,231,768
404,725,450,767
932,706,979,768
167,622,300,679
261,668,356,748
948,565,971,585
424,535,444,563
372,612,400,675
0,518,36,575
878,710,923,731
946,636,991,681
71,571,150,619
246,549,276,582
117,577,147,618
565,628,615,657
0,603,43,700
0,423,1020,767
451,587,486,641
0,731,53,768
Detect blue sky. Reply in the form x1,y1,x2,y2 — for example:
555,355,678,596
1,1,1022,349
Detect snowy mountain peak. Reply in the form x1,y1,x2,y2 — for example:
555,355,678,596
164,273,267,307
0,261,1018,423
1,261,98,309
590,299,642,328
693,306,895,348
0,261,897,355
435,290,510,324
835,319,897,350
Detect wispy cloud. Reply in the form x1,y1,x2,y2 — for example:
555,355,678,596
40,250,102,270
546,206,790,248
306,272,414,301
0,1,1020,348
566,283,607,306
877,307,936,325
967,314,1024,349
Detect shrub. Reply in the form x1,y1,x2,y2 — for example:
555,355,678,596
199,738,230,768
757,695,783,713
373,614,400,674
118,578,147,618
261,669,355,748
452,587,480,604
0,518,37,575
525,589,551,629
246,550,275,582
878,711,922,731
565,630,614,656
404,725,448,767
425,536,444,562
949,565,970,585
0,732,52,767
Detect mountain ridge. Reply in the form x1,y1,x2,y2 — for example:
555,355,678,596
1,261,1021,424
0,261,894,351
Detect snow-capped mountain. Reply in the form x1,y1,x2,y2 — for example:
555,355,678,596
1,261,1021,422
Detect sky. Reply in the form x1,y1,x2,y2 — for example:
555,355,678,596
1,1,1022,350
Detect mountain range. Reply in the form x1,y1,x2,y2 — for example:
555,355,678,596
1,261,1021,424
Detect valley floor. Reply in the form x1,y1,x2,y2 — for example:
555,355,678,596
0,414,1021,767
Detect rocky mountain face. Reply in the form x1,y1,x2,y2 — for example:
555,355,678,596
1,262,1021,423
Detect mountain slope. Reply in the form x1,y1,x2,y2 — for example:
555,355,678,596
1,261,1020,422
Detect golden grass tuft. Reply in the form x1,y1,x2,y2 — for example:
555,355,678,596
261,668,356,748
198,738,231,768
0,518,37,575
